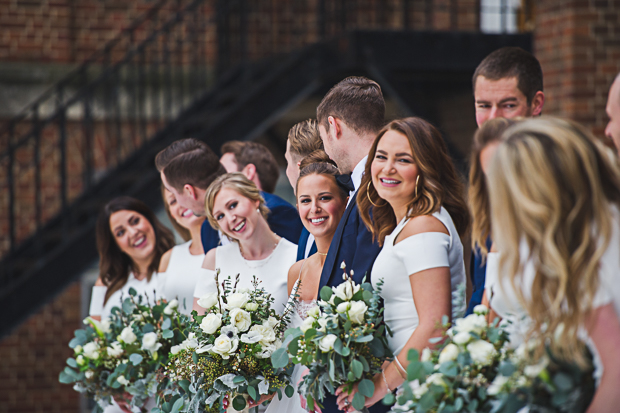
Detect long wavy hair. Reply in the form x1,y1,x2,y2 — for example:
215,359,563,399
96,196,175,303
488,116,620,366
358,117,470,246
468,117,517,256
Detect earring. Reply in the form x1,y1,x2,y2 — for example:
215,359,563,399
366,181,387,207
257,208,260,214
415,175,420,198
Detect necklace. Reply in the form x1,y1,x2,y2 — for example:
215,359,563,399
238,238,280,268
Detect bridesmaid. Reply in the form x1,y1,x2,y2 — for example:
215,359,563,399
337,117,470,411
158,187,206,314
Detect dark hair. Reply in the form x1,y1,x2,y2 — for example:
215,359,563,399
155,138,226,192
161,184,191,242
96,196,175,303
358,117,470,246
221,141,280,194
473,47,543,105
316,76,385,136
295,150,348,201
288,119,323,158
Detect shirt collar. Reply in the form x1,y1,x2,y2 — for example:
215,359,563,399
350,155,367,193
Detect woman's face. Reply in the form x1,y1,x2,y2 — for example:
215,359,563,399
109,210,156,263
297,173,347,240
371,130,419,207
212,187,261,241
480,141,501,176
165,188,203,230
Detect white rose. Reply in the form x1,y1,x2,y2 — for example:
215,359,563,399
300,317,315,333
229,308,252,332
170,344,183,355
426,373,446,388
141,332,163,354
264,316,279,329
473,304,489,316
467,340,496,365
117,376,130,386
317,317,328,332
438,343,459,364
164,299,179,315
83,342,100,359
421,348,432,362
197,292,219,309
107,341,124,358
487,375,509,395
455,314,487,335
241,330,263,344
211,334,238,359
347,301,368,324
307,306,320,319
333,282,360,301
245,302,259,311
250,325,276,346
453,331,472,346
118,327,137,344
101,319,112,334
84,370,94,379
76,355,86,366
74,345,83,354
200,313,223,334
318,334,338,352
226,292,249,309
336,302,350,314
183,332,199,349
413,382,429,399
257,342,277,358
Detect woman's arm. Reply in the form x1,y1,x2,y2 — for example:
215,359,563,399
158,249,173,273
192,248,217,314
585,303,620,413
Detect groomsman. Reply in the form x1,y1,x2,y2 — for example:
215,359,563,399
606,73,620,155
316,76,388,413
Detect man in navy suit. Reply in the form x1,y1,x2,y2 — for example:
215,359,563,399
316,77,390,413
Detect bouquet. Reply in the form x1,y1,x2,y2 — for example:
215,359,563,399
59,288,187,411
387,305,511,413
157,273,295,413
271,264,392,412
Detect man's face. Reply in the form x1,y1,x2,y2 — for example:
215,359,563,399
160,170,205,215
474,76,535,127
220,152,240,173
605,78,620,155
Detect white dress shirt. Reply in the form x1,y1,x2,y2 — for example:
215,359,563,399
348,155,367,206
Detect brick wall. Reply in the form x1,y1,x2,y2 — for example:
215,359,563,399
534,0,620,138
0,282,82,413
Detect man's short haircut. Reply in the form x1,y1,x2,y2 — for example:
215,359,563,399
220,140,280,194
287,119,323,158
155,138,226,192
473,47,543,105
316,76,385,136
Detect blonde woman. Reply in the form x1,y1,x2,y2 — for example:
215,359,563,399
486,117,620,412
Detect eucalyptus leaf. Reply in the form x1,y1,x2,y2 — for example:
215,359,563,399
352,393,366,411
128,287,137,296
285,385,295,398
162,329,174,339
351,359,364,379
129,353,143,365
247,385,257,402
320,287,333,302
358,378,375,398
233,395,246,411
354,335,373,343
162,318,171,330
170,397,184,413
58,370,76,384
271,348,289,369
66,358,78,368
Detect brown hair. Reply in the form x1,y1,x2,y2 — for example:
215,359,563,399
473,47,543,105
221,141,280,194
468,117,517,256
155,138,226,192
288,119,323,158
161,184,191,242
295,150,348,201
96,196,175,303
316,76,385,136
358,117,470,246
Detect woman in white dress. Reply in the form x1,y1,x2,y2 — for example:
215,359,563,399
484,117,620,411
89,196,175,412
157,187,206,314
337,117,470,411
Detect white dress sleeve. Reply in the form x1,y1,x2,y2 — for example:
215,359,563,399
392,232,450,276
89,285,107,316
484,252,500,299
193,268,219,298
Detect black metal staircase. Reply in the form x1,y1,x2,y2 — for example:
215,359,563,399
0,0,531,338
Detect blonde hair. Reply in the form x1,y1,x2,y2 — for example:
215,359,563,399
488,116,620,366
204,173,270,240
468,117,517,256
288,119,323,158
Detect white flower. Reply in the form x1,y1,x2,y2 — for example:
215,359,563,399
118,327,137,344
524,357,549,378
347,301,368,324
101,319,112,334
170,344,183,355
84,370,94,379
197,292,219,309
226,292,250,309
257,342,277,358
200,313,223,334
318,334,338,352
300,317,315,333
473,304,489,316
229,308,252,332
221,325,239,338
307,306,320,319
455,314,487,335
467,340,496,365
340,261,346,270
264,316,279,329
487,375,509,395
83,342,100,359
336,302,350,314
421,348,432,362
453,331,472,346
438,343,459,364
245,302,259,311
426,373,446,388
141,332,163,354
107,341,123,358
117,376,130,386
76,355,86,366
413,382,429,399
250,325,276,346
317,317,328,332
74,345,83,354
333,282,360,301
211,334,238,359
164,299,179,315
241,330,263,344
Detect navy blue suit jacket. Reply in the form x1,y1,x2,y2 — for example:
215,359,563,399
201,191,303,253
296,227,317,261
466,237,493,315
318,194,389,412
